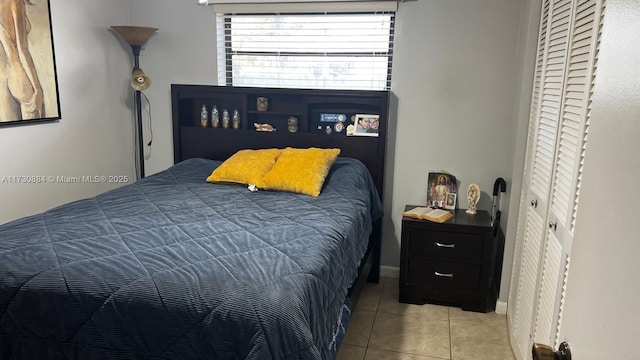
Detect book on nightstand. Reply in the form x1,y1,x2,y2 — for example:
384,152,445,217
402,207,454,223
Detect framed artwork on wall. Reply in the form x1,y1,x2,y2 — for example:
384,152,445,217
0,0,61,127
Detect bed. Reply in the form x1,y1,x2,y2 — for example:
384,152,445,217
0,85,389,359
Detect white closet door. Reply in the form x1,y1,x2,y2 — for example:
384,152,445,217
508,0,604,358
508,1,556,357
533,0,603,348
525,0,574,346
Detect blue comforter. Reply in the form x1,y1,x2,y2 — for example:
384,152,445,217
0,157,382,360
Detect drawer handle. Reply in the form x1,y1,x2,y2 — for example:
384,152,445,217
434,272,454,279
434,242,455,248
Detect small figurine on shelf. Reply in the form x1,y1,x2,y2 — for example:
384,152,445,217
200,104,208,128
257,97,269,112
222,109,230,129
232,109,240,130
254,123,276,132
287,116,298,133
211,105,219,128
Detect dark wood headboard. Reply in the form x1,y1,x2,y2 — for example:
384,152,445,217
171,84,389,200
171,84,388,283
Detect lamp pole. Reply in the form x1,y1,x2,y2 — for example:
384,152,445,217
131,45,145,179
110,26,157,181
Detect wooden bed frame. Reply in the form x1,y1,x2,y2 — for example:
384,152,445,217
171,84,389,283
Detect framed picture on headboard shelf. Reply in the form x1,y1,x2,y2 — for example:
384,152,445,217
349,114,379,137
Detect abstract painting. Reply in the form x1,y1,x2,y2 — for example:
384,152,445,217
0,0,60,126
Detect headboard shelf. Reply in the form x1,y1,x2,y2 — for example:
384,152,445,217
171,84,389,198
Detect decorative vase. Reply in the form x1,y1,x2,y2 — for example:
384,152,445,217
222,109,230,129
232,109,240,130
200,105,208,128
211,105,219,128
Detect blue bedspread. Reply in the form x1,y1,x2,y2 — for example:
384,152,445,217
0,157,382,360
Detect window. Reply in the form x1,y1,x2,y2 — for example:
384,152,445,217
216,12,395,90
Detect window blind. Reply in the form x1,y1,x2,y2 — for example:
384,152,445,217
216,12,395,90
203,1,398,13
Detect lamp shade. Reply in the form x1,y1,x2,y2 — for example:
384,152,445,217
111,26,158,46
130,68,151,91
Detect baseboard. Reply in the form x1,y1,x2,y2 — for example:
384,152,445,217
380,265,399,279
495,300,508,315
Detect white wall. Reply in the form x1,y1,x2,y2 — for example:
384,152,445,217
0,0,133,225
559,0,640,357
0,0,216,224
129,0,218,176
385,0,525,303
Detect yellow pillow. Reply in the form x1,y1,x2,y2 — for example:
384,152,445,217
261,147,341,197
206,148,282,186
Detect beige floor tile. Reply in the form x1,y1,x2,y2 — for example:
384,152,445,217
343,278,513,360
377,278,449,320
450,320,515,360
354,278,385,312
448,307,508,328
343,310,376,347
368,311,451,359
337,344,367,360
364,348,445,360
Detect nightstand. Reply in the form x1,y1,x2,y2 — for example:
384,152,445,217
399,205,498,312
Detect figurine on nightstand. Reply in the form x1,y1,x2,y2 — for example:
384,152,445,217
466,183,480,215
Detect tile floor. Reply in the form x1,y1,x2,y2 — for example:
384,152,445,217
337,277,515,360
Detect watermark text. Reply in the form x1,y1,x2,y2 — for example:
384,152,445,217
1,175,130,184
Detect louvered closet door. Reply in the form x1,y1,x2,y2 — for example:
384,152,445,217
533,0,603,348
509,0,563,357
507,0,604,359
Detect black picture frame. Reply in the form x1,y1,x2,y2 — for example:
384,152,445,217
0,0,61,127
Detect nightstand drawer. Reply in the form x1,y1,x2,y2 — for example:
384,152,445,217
408,229,483,262
407,258,480,290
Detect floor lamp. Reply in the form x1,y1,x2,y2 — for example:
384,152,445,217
110,26,158,180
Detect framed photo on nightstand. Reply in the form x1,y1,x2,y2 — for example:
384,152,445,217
427,172,458,208
445,193,457,210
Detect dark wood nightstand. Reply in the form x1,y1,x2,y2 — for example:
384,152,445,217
399,205,498,312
